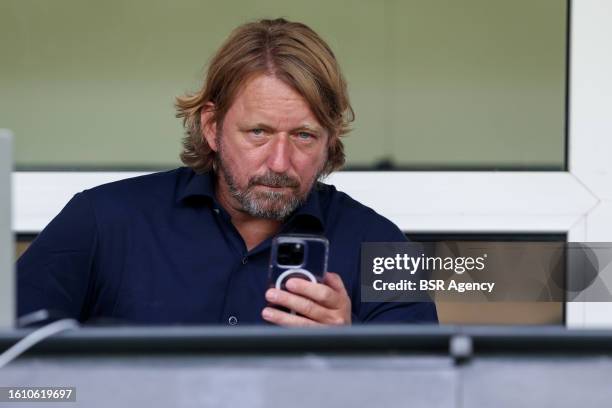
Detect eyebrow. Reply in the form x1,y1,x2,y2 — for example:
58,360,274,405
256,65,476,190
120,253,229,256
293,124,324,134
240,122,324,134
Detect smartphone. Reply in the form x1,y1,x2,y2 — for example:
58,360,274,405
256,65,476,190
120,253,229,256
269,234,329,291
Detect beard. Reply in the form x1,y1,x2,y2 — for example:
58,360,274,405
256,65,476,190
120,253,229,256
215,141,323,221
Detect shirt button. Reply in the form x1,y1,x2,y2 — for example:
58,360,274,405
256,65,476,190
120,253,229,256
213,208,220,214
228,316,238,325
242,257,248,264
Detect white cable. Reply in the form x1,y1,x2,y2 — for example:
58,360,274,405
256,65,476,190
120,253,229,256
0,319,79,368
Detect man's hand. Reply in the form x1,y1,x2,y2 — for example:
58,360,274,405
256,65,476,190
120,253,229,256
262,272,352,326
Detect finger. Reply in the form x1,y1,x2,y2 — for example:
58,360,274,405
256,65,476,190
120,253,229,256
284,278,339,309
265,288,331,322
323,272,348,294
261,306,322,327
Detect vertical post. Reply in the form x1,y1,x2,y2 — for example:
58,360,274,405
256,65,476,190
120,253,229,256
0,130,14,328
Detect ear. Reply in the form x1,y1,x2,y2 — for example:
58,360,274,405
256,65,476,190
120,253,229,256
200,102,218,152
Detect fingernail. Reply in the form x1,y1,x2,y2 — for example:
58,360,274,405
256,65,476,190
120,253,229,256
286,279,297,290
266,289,277,301
262,307,273,319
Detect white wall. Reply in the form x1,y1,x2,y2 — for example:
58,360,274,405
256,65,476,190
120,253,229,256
568,0,612,327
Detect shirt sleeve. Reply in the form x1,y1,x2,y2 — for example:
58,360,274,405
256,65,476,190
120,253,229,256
355,213,438,324
17,192,97,322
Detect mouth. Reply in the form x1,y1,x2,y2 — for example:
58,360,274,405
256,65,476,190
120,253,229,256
257,184,291,190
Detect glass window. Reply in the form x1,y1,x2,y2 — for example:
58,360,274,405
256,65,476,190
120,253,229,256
17,232,566,325
1,0,567,170
409,233,565,325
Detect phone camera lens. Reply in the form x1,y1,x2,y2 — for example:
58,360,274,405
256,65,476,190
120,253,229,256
278,242,305,266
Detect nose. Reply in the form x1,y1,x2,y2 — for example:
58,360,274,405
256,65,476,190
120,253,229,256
266,134,292,173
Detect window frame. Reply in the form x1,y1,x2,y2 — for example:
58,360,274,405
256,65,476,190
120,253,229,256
12,0,612,327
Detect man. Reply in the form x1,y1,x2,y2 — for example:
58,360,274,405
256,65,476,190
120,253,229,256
18,18,437,326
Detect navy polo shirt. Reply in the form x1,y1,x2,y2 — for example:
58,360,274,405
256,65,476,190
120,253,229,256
17,167,437,325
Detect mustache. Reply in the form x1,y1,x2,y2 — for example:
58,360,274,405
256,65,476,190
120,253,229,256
249,172,299,188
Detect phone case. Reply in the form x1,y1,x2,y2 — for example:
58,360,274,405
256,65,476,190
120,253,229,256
268,234,329,290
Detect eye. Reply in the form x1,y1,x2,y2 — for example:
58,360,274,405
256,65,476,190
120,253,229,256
296,131,314,141
251,128,265,137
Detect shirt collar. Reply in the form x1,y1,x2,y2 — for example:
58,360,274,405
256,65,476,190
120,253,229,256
177,169,216,203
177,170,325,230
287,183,325,231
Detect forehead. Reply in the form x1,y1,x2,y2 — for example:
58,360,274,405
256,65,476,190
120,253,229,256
228,74,322,128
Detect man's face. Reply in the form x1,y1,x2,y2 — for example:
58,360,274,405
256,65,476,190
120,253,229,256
206,74,329,220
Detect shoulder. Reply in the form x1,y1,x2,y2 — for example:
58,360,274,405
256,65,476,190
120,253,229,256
81,167,191,220
316,181,407,242
85,167,188,199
